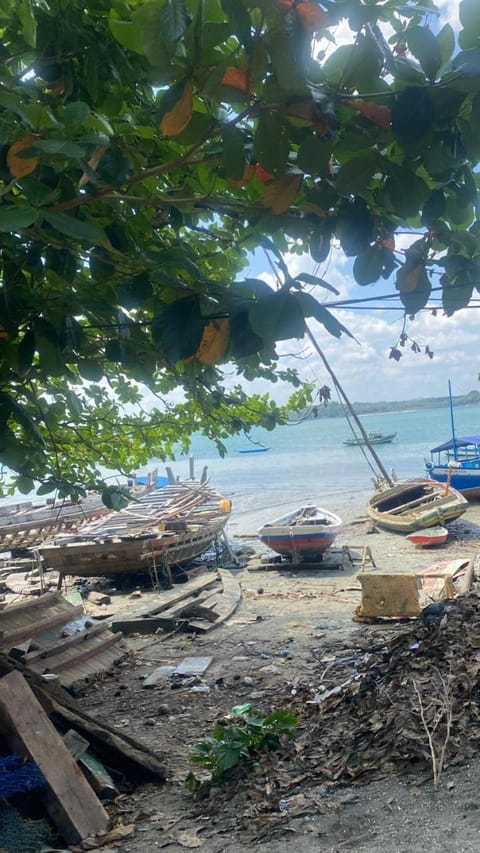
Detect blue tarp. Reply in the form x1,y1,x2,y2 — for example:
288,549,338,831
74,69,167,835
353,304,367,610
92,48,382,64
430,435,480,453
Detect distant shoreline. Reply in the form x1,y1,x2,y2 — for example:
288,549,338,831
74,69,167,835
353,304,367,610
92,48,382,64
296,392,480,421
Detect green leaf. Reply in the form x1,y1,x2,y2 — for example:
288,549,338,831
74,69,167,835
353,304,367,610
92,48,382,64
0,206,37,231
384,168,429,218
436,23,455,69
18,0,36,48
222,126,246,181
421,189,446,225
293,273,339,295
297,135,332,176
392,87,434,144
42,211,106,245
249,291,305,342
62,102,91,128
109,13,146,54
451,49,480,87
152,297,205,361
335,152,381,197
459,0,480,35
102,486,130,510
221,0,252,51
308,303,354,339
254,113,289,175
78,360,105,382
16,475,34,494
160,0,191,43
442,276,473,316
30,139,86,159
406,26,441,82
353,246,386,285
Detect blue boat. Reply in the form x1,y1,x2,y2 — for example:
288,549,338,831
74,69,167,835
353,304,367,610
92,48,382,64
238,447,269,454
425,435,480,500
425,381,480,500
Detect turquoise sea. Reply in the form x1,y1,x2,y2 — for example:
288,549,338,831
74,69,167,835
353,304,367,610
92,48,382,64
150,404,480,536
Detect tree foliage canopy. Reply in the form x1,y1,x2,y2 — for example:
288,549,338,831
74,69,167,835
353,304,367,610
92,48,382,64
0,0,479,501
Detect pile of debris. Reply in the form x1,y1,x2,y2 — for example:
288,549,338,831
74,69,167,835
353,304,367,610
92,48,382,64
188,590,480,833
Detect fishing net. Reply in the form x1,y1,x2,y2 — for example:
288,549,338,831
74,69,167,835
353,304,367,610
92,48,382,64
0,754,46,798
0,803,52,853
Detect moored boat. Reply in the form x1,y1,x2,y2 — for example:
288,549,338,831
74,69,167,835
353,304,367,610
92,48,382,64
344,431,397,447
406,525,449,547
39,483,231,578
258,505,343,561
367,478,467,534
425,436,480,500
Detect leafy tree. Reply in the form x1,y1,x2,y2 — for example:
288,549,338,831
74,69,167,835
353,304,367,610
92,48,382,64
0,0,479,500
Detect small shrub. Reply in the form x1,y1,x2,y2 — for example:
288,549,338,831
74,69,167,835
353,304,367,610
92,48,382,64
186,703,297,790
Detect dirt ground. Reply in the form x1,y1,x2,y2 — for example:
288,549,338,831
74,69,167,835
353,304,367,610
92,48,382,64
74,505,480,853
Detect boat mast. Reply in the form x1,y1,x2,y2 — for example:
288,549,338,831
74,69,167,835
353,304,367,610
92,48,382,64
306,326,394,486
448,379,458,461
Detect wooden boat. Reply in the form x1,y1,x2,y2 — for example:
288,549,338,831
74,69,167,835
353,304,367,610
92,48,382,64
424,382,480,500
0,471,159,552
425,435,480,500
406,526,449,547
367,478,468,533
343,431,397,447
258,505,343,561
39,483,232,578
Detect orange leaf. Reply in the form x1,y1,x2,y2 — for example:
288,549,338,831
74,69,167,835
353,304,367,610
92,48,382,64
0,324,8,340
196,318,230,365
397,263,423,293
277,0,294,12
221,67,249,91
263,173,303,215
254,164,274,183
346,99,391,129
296,3,330,31
228,164,256,188
161,81,193,138
79,144,108,188
7,134,40,178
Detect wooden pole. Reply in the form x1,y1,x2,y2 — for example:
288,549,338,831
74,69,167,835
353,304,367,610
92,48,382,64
305,325,393,486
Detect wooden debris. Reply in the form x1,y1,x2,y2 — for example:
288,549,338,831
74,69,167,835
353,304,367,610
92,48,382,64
0,652,167,783
0,670,109,843
0,591,127,687
356,573,422,619
173,656,212,676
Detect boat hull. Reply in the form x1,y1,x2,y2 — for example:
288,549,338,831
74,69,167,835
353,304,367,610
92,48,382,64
426,464,480,500
258,506,342,559
367,478,468,534
406,526,449,547
39,484,231,577
344,432,397,447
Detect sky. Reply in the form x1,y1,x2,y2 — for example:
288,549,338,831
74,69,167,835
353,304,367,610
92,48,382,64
228,0,478,406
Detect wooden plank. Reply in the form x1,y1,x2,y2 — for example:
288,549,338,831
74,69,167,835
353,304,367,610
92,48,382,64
23,622,110,663
144,571,219,614
188,571,241,633
30,632,124,675
1,604,84,647
356,573,421,618
0,670,109,843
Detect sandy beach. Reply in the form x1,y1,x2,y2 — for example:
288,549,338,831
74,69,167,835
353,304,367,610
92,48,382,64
52,498,480,853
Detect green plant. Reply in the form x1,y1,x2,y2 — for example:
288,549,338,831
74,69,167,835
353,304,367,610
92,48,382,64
186,703,297,789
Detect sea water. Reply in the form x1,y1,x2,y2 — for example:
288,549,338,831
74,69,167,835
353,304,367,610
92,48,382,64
147,404,480,536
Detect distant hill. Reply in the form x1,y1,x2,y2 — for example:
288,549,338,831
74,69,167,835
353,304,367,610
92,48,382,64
294,390,480,420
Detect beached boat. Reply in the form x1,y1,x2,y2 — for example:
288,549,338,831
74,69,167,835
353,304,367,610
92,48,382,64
367,478,468,534
425,435,480,500
258,505,343,561
0,471,160,552
343,431,397,447
39,483,232,578
424,381,480,500
406,526,449,547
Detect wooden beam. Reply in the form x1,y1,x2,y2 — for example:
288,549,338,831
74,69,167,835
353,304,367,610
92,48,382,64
0,670,109,843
